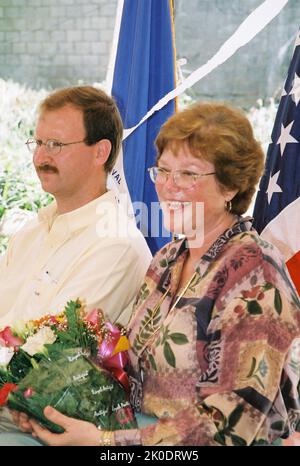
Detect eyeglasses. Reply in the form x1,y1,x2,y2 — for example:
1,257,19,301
148,166,216,189
25,138,86,156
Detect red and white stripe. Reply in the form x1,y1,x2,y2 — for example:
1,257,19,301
261,197,300,294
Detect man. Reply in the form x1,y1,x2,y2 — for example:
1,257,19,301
0,85,151,333
0,86,152,435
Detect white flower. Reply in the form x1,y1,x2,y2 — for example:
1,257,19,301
0,346,15,367
21,327,57,356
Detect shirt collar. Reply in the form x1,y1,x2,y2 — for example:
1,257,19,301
166,215,254,278
38,190,118,234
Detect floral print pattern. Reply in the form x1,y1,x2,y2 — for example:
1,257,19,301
124,218,300,446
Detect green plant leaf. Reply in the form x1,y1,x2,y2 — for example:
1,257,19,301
189,273,201,289
252,439,269,445
231,434,247,446
163,341,176,368
246,357,257,378
274,289,282,315
153,316,161,326
263,282,273,291
228,404,244,428
159,259,168,267
214,432,226,445
140,331,151,343
169,333,188,345
148,354,157,371
247,300,262,315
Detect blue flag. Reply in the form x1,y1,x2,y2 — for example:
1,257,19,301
253,30,300,294
111,0,176,255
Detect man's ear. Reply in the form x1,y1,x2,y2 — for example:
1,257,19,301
95,139,112,167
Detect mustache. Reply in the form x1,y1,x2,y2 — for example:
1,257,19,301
36,164,59,174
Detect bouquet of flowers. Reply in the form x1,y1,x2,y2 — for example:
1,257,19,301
0,300,137,433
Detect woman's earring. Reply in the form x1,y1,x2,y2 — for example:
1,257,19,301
226,200,232,212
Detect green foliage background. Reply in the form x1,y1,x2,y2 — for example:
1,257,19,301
0,79,52,253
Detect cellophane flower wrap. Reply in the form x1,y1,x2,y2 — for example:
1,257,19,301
0,300,137,433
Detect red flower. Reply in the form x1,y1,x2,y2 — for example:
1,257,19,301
49,316,59,324
234,305,244,316
212,410,223,421
0,383,18,406
0,327,23,348
24,387,34,398
241,287,260,299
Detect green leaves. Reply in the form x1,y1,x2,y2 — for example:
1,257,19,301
231,434,247,446
169,333,189,345
274,288,282,315
134,305,162,353
159,259,168,268
263,282,273,291
214,432,226,445
213,404,246,446
188,273,201,292
159,327,188,368
228,404,244,428
246,357,257,378
244,356,267,389
7,348,138,433
163,341,176,368
0,81,51,253
2,300,137,434
51,300,97,355
148,353,157,371
145,327,188,370
240,283,283,317
5,348,37,381
138,283,150,303
247,300,262,315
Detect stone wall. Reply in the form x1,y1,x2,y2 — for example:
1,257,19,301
0,0,117,89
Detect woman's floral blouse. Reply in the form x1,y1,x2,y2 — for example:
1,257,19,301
115,218,300,446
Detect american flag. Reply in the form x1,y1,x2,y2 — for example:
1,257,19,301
253,29,300,295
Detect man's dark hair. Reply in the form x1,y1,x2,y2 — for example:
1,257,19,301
40,86,123,173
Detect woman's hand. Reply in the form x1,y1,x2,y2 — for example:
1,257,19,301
30,406,101,446
10,409,33,433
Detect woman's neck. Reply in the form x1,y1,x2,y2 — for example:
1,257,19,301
187,212,236,266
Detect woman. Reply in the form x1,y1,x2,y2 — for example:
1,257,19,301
10,103,300,446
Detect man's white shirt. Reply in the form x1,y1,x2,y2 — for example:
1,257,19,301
0,190,152,327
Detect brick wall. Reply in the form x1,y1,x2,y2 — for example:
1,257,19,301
0,0,117,89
